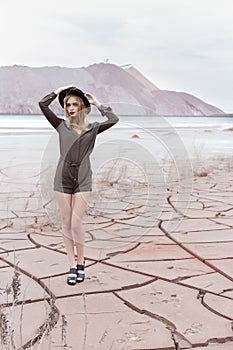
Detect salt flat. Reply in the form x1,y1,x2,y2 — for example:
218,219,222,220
0,128,233,349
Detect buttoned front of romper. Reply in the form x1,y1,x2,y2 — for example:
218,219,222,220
55,120,99,193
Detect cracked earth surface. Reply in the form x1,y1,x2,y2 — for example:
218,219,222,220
0,145,233,349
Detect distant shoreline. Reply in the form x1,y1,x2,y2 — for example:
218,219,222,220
0,113,232,117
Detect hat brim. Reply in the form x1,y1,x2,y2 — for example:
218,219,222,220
58,88,91,113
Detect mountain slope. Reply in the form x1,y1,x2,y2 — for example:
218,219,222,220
0,63,224,115
123,65,159,91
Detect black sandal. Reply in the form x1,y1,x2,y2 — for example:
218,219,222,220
76,262,85,283
67,267,77,285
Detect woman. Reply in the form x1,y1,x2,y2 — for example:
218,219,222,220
39,85,119,285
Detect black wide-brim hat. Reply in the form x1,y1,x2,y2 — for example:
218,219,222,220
58,88,91,113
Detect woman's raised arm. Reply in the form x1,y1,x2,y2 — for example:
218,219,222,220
84,92,119,134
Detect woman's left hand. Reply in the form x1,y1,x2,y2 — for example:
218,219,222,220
84,92,101,107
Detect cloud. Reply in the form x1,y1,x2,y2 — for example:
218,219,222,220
0,0,233,111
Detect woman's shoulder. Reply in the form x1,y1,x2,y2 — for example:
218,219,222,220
55,118,66,131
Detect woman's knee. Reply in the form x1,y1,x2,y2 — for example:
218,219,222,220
61,217,72,232
71,215,83,231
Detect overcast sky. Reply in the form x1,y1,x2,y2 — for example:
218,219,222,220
1,0,232,112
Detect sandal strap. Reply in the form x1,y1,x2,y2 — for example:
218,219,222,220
77,264,84,270
76,264,85,282
67,267,77,285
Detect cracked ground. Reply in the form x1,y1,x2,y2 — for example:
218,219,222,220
0,134,233,350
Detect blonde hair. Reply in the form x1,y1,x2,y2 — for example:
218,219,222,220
64,95,88,130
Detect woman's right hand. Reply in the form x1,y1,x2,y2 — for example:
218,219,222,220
54,85,76,95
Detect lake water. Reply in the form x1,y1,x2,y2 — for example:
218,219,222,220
0,114,233,165
0,114,233,133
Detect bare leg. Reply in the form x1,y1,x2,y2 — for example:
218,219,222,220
54,191,76,268
72,192,91,265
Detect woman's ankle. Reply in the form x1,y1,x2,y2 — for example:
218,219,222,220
77,259,85,266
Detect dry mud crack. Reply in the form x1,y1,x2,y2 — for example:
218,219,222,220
0,163,233,349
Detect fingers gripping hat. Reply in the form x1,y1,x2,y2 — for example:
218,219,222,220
59,88,91,113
